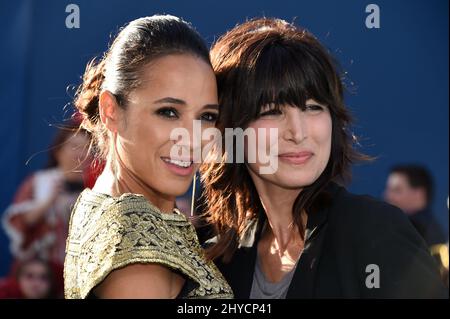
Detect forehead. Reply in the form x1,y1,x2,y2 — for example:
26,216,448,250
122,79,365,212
388,173,410,188
130,54,217,104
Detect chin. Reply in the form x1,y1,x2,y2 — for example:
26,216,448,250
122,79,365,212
159,182,192,198
273,173,317,189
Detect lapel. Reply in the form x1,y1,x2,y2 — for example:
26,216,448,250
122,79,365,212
235,215,266,298
285,202,329,298
233,196,330,298
229,246,258,298
285,183,342,298
229,182,341,298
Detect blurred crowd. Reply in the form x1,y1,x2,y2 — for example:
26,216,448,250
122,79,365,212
0,122,97,298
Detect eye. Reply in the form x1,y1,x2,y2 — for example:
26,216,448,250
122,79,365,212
259,108,283,117
156,107,179,119
305,104,325,113
200,112,219,122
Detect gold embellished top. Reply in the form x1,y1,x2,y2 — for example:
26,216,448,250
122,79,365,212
64,189,233,299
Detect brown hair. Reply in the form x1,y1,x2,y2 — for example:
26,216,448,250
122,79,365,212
201,18,370,262
74,15,211,162
46,119,88,168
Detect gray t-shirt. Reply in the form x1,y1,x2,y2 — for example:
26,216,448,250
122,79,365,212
250,254,299,299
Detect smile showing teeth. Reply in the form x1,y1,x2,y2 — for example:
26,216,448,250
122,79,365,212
162,158,192,168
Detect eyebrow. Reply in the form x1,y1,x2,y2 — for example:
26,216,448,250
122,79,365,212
203,104,220,111
154,97,219,111
154,97,186,105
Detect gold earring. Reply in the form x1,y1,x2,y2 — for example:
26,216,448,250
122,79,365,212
190,173,197,218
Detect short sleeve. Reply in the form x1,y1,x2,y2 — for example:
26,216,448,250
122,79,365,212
64,194,233,299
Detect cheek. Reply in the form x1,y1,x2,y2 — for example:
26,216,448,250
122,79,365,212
133,118,171,156
245,120,280,161
118,121,166,175
314,116,332,160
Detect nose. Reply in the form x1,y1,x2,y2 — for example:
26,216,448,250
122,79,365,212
172,118,201,157
283,108,307,144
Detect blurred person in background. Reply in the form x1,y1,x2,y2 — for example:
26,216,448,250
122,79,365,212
384,164,447,246
0,257,56,299
2,122,90,296
385,164,448,286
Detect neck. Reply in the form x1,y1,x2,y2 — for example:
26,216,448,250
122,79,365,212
249,170,305,250
94,159,176,214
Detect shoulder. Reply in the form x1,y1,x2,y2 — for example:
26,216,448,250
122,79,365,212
325,183,429,255
67,189,191,266
68,190,173,240
65,190,232,299
93,263,183,298
325,184,447,298
65,191,182,298
327,183,411,235
10,174,36,204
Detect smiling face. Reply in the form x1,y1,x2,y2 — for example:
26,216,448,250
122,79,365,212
245,100,332,191
112,54,219,197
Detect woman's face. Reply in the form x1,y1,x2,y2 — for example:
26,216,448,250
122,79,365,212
115,54,219,197
245,100,332,191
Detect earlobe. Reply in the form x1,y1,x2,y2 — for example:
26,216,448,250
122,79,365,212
99,90,119,133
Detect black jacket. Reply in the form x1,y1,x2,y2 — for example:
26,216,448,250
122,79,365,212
409,208,447,247
214,183,448,298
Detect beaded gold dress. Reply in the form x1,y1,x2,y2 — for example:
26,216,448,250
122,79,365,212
64,189,233,299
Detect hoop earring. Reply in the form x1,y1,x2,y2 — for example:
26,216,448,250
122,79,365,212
110,131,120,194
190,173,197,218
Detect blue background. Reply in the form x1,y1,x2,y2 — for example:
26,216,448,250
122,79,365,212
0,0,448,275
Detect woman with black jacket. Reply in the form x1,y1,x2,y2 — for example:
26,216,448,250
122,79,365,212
200,17,447,298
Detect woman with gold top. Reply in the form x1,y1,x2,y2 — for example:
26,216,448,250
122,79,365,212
64,15,233,299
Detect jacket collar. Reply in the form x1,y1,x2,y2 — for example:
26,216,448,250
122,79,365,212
238,182,340,248
234,182,342,298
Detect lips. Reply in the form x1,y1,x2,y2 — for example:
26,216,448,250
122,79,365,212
161,157,192,167
278,151,313,165
161,156,194,177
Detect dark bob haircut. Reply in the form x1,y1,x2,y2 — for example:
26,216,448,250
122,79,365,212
201,18,369,262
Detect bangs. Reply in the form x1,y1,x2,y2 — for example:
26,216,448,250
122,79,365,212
242,40,336,118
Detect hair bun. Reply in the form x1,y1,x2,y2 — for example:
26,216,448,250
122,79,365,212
74,58,106,133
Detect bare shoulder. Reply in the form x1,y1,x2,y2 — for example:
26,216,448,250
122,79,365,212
94,263,185,299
